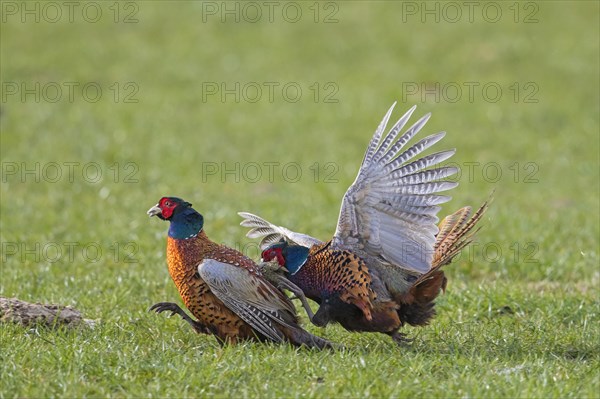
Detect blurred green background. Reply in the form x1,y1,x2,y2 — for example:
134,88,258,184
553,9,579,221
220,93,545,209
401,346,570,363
1,1,598,397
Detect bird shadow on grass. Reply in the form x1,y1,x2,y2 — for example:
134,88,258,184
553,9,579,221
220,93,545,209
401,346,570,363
325,317,600,364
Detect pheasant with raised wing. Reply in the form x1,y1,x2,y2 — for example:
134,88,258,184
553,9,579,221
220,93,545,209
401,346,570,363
240,103,489,343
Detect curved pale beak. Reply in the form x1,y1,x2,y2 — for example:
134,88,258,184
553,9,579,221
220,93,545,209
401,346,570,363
147,204,162,217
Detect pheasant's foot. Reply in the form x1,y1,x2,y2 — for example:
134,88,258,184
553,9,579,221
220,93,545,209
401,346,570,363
149,302,184,317
276,280,315,322
149,302,208,334
391,331,414,346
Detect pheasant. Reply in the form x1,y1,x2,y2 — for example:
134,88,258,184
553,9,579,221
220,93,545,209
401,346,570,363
147,197,333,349
239,103,489,343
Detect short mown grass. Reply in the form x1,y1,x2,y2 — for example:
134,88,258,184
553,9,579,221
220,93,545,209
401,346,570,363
1,2,598,398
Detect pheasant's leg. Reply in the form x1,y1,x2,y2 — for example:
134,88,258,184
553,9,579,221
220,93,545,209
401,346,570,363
149,302,208,334
276,278,315,321
294,294,315,322
213,335,227,347
390,330,414,345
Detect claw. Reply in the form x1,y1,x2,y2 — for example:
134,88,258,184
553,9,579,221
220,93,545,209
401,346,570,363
274,278,315,322
149,302,181,315
149,301,209,335
391,331,414,345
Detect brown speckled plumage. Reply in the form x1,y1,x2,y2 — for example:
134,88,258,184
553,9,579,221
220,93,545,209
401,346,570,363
165,231,257,342
280,241,404,334
149,197,333,349
292,242,376,322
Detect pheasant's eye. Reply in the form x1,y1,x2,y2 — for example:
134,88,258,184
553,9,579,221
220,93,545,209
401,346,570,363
164,201,171,207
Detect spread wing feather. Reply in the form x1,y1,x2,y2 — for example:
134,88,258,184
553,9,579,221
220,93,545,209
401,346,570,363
331,103,459,274
238,212,323,250
378,150,457,183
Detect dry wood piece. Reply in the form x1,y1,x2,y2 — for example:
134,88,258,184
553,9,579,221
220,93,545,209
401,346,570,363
0,297,97,328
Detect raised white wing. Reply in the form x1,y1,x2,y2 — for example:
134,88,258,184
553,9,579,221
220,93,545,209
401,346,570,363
238,212,323,250
331,103,459,274
198,259,297,342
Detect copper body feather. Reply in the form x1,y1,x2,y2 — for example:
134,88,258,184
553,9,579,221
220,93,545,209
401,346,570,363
149,199,333,349
165,232,256,341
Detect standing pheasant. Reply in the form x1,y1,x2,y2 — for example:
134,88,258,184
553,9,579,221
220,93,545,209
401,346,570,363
147,197,332,349
239,103,489,343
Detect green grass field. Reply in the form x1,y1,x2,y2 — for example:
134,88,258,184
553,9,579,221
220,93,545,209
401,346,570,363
1,2,598,398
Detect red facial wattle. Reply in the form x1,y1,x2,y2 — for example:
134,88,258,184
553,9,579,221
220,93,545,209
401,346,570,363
275,251,285,266
263,248,286,266
158,197,177,219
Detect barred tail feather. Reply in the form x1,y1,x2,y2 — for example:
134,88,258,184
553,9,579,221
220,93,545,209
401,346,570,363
396,197,490,325
433,198,490,268
411,196,491,291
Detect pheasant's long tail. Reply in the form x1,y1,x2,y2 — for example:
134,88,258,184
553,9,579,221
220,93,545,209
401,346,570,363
433,199,490,268
413,197,491,290
396,197,490,326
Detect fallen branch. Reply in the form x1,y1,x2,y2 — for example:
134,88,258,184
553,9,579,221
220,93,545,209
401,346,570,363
0,297,97,328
